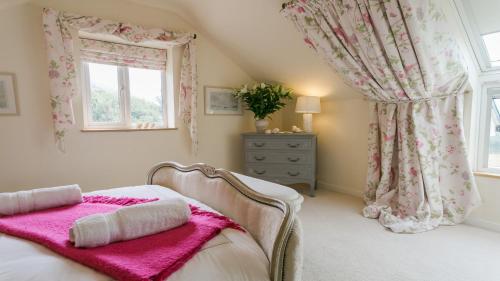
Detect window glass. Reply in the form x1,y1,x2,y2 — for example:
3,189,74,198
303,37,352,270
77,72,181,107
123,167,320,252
83,62,169,130
128,67,164,127
482,32,500,67
488,97,500,168
88,63,121,123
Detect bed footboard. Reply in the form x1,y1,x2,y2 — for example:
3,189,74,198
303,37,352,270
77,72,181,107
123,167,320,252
146,161,302,281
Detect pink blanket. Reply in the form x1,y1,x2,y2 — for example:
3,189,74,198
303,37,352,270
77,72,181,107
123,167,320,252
0,195,242,281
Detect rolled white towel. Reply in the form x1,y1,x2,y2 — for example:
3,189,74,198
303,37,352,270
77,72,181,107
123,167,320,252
0,184,82,216
70,197,191,248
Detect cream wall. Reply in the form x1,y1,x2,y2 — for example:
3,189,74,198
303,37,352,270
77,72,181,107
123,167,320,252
281,96,369,197
313,99,369,197
0,0,255,192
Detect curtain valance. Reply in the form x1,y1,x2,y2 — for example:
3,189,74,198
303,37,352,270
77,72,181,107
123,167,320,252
79,38,167,70
42,8,197,152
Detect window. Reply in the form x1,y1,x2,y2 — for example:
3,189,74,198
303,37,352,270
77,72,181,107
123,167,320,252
451,0,500,175
482,32,500,68
478,87,500,173
82,62,168,129
79,38,173,130
453,0,500,72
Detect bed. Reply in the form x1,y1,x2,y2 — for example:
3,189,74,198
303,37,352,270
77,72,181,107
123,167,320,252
0,162,303,281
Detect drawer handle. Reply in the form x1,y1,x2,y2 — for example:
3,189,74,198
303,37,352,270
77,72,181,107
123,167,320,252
287,171,300,177
287,143,300,148
253,142,266,147
254,169,266,175
254,156,266,161
287,157,300,162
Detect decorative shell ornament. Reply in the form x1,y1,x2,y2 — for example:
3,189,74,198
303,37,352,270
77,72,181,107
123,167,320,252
272,128,280,134
292,125,303,133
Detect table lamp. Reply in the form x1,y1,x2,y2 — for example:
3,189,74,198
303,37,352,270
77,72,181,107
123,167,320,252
295,96,321,133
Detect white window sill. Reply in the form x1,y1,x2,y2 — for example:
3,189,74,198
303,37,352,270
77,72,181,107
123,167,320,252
474,171,500,180
81,127,177,132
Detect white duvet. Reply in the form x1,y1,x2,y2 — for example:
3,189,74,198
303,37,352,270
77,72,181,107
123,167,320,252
0,185,270,281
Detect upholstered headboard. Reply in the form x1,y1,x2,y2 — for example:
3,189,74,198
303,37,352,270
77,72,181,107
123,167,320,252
146,162,301,281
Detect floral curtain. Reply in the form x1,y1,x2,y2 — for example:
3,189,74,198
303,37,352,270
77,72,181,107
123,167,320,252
42,8,197,152
179,40,198,154
282,0,481,233
79,38,167,70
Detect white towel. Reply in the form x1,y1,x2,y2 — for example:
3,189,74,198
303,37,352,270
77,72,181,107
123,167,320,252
0,185,82,216
70,197,191,248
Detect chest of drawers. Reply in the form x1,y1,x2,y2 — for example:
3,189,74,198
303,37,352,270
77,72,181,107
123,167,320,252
242,133,317,196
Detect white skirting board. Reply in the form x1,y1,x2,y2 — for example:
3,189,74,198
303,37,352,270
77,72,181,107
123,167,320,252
317,180,500,233
465,217,500,233
316,180,363,198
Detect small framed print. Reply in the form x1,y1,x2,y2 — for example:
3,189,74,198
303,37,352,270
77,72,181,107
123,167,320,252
0,73,18,115
204,86,243,115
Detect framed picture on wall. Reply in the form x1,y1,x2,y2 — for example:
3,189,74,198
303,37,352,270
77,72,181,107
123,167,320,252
204,86,243,115
0,73,18,115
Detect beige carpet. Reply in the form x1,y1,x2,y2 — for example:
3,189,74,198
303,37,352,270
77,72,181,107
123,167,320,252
298,189,500,281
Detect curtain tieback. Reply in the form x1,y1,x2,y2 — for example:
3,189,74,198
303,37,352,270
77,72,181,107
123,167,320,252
365,91,467,104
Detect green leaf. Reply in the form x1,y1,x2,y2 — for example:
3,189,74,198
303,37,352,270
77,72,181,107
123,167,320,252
233,82,293,119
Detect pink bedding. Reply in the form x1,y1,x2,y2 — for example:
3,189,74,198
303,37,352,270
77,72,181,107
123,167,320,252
0,196,241,281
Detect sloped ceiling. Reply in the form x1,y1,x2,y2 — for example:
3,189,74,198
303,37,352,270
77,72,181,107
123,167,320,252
459,0,500,34
1,0,358,99
127,0,358,99
0,0,29,9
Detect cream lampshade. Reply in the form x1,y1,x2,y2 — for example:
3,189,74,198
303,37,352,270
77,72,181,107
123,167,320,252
295,96,321,133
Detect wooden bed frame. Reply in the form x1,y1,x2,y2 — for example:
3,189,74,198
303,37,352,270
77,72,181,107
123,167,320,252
146,161,303,281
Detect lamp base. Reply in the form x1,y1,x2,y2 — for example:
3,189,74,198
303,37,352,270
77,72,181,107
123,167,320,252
303,113,313,133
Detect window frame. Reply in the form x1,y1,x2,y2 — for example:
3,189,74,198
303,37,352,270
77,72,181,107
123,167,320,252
480,30,500,70
452,0,500,72
450,0,500,176
81,61,169,130
476,82,500,174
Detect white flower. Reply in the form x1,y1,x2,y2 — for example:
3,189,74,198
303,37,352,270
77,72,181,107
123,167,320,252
260,82,266,88
241,85,248,93
253,84,257,90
